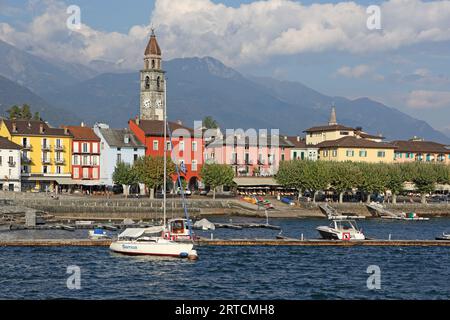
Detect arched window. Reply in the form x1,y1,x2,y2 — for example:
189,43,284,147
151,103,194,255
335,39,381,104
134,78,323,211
157,76,161,89
152,60,155,69
145,76,150,89
145,60,149,69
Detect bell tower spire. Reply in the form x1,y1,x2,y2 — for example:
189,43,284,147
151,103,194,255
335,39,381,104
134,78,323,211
329,105,337,126
140,29,165,120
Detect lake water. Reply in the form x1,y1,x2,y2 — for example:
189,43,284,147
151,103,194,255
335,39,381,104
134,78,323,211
0,217,449,300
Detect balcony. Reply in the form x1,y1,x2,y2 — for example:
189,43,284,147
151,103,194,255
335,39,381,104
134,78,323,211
54,145,65,151
22,144,32,150
22,157,32,164
41,144,52,151
55,158,65,165
42,158,51,164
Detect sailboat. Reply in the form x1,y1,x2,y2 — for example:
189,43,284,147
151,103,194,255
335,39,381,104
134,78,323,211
110,80,198,259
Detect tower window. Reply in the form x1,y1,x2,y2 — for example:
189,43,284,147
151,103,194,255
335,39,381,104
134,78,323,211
157,76,161,90
152,60,155,69
145,76,150,89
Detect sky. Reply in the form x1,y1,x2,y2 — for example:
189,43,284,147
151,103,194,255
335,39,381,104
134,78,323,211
0,0,450,134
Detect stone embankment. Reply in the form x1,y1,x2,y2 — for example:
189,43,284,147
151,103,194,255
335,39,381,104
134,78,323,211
0,192,448,220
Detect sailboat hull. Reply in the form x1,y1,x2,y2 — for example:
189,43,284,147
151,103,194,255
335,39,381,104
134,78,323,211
109,240,194,257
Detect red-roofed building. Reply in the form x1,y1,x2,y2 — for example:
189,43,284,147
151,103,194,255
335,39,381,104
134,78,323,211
67,125,101,182
129,118,204,191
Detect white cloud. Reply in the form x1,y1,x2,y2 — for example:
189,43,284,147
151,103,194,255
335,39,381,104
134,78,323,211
406,90,450,109
336,65,372,78
1,0,450,68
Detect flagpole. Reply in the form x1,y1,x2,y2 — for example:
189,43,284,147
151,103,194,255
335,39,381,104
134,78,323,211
163,78,167,228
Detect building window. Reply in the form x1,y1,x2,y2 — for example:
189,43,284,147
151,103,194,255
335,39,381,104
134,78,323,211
324,150,329,157
73,155,79,165
340,131,349,136
192,141,198,152
153,140,159,151
377,151,386,158
117,154,122,164
82,155,89,165
92,156,99,166
0,156,2,165
56,166,62,174
346,150,355,157
43,166,48,174
92,143,98,153
166,141,171,151
332,150,337,157
93,168,98,179
192,160,198,172
293,151,297,159
74,167,79,179
359,150,367,157
134,154,138,162
145,76,150,89
82,143,88,153
179,141,185,152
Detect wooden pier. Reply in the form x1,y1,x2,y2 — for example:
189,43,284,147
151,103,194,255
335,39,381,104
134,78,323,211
0,239,449,247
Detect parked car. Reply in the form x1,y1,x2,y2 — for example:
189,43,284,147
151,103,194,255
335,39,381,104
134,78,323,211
176,187,192,196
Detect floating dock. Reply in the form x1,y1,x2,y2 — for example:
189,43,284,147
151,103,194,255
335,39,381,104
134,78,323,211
0,239,449,247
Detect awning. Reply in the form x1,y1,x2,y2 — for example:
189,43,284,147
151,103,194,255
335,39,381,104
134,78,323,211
234,177,280,187
71,180,105,186
118,226,164,239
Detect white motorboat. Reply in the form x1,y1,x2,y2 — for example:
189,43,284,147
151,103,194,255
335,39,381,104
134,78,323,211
436,232,450,241
89,228,111,240
317,219,366,240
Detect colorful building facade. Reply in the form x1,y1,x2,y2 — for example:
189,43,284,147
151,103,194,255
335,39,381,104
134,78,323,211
0,137,22,192
129,119,204,190
391,139,450,164
205,134,292,177
67,125,101,183
0,120,72,191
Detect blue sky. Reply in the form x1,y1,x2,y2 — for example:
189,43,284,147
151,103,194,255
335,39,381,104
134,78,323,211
1,0,449,134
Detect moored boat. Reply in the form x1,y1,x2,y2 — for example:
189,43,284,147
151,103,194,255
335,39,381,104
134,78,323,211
317,219,365,240
436,232,450,241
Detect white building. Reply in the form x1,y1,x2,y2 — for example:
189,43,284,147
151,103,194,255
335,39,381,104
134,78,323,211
0,137,22,191
93,123,146,186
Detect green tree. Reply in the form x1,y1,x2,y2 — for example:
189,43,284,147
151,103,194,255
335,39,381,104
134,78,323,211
329,161,362,203
358,163,389,203
411,163,438,204
112,162,138,197
203,116,219,129
134,156,175,199
303,161,331,203
7,104,35,120
385,164,405,204
276,160,307,201
200,164,234,199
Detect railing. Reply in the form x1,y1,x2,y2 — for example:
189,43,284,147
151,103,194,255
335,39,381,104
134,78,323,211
42,158,51,164
55,158,65,164
8,161,16,167
41,144,51,151
22,157,32,163
54,145,65,151
22,144,32,150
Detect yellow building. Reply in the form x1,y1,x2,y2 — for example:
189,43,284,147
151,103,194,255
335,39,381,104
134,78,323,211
0,119,73,191
304,107,395,163
318,136,396,163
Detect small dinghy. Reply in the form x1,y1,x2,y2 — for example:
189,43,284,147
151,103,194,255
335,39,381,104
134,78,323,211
89,228,111,240
193,218,215,231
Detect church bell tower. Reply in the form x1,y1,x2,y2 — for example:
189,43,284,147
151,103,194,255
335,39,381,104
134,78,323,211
140,29,165,120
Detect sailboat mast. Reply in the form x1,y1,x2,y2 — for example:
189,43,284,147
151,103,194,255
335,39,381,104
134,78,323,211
163,79,167,227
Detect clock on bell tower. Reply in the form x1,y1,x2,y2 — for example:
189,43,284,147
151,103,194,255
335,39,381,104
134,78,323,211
140,29,165,120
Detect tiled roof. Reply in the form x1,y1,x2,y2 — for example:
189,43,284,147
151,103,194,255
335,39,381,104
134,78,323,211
67,126,100,141
145,33,161,56
317,136,397,149
390,140,450,154
0,136,22,150
2,119,72,137
208,135,293,148
304,124,355,133
99,128,144,148
284,136,307,148
133,119,195,137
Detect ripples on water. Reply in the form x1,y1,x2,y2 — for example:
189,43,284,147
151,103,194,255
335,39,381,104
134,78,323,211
0,217,449,300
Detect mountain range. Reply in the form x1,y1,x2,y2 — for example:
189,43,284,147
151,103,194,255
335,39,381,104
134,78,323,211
0,40,448,143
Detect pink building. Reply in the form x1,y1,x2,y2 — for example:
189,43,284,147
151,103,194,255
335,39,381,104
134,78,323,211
205,134,292,176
